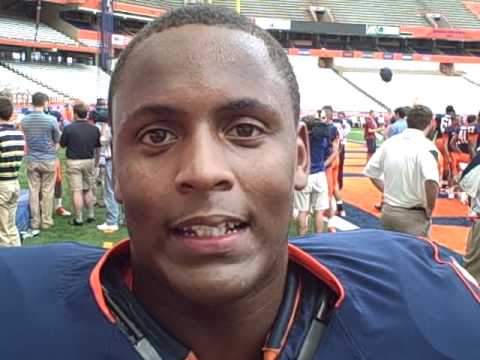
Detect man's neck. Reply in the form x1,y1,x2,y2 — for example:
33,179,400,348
132,259,288,360
33,106,44,112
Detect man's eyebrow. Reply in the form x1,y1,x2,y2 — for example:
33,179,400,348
218,98,277,114
127,104,181,121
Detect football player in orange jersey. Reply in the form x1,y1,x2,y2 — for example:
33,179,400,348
450,115,479,178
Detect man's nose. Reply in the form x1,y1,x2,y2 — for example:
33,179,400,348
174,129,234,193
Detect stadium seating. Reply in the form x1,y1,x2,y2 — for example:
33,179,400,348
0,16,78,45
315,0,429,27
422,0,480,29
5,62,110,104
120,0,312,20
288,55,385,114
0,65,58,98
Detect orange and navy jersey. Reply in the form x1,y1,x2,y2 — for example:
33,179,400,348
451,124,480,154
435,114,452,137
443,125,458,153
0,231,479,359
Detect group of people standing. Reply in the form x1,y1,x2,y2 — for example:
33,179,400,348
0,92,121,246
363,104,480,283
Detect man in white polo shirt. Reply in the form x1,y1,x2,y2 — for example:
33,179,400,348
364,105,440,238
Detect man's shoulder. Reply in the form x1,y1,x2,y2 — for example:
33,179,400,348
290,229,478,302
0,243,104,289
291,230,480,356
22,112,56,123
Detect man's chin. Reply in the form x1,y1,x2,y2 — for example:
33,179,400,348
163,260,268,307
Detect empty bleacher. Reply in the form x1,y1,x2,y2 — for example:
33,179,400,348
315,0,429,27
119,0,312,20
118,0,480,26
421,0,480,29
0,16,78,45
337,58,480,114
5,62,110,104
288,55,385,114
0,65,59,98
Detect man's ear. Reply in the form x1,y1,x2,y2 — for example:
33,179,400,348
294,122,310,191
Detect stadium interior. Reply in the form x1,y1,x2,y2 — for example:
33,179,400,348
1,0,480,253
0,0,480,111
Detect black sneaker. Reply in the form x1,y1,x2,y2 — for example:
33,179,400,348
86,217,96,224
71,219,84,226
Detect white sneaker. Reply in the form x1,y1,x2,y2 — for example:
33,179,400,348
97,223,119,233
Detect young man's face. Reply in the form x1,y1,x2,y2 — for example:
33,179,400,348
112,25,309,305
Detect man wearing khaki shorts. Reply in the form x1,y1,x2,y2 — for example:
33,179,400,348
295,116,333,235
60,102,101,225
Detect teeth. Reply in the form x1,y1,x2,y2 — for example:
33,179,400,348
177,221,244,237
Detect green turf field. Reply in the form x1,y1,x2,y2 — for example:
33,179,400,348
22,150,128,247
347,128,365,143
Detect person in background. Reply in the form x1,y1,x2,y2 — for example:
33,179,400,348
334,111,351,191
0,97,25,246
459,153,480,283
435,105,456,194
94,100,122,234
21,92,60,232
450,114,479,175
364,105,440,238
295,116,331,235
321,106,346,220
90,99,110,208
364,110,383,161
444,114,461,199
388,107,408,138
60,102,101,226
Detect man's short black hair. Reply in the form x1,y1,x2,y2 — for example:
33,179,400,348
467,114,477,124
0,96,13,121
446,105,455,114
109,5,300,124
394,107,406,119
73,102,88,119
96,98,107,107
32,92,48,107
301,115,316,130
407,105,433,130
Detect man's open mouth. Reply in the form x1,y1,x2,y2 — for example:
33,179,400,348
172,221,249,238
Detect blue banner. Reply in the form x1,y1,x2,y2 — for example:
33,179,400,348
100,0,114,73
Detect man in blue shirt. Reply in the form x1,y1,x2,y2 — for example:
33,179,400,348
21,92,60,231
387,107,408,138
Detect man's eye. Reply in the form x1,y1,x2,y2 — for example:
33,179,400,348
227,123,263,138
141,129,178,145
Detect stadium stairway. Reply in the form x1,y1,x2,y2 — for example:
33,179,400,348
3,62,110,103
0,62,65,98
462,75,480,88
331,69,391,112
